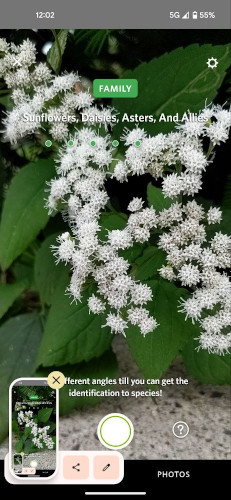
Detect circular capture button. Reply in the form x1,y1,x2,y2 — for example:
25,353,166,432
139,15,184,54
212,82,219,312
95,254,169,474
97,413,134,450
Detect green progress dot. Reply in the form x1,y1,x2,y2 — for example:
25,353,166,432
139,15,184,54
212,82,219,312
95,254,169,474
91,140,96,147
45,140,52,148
112,140,119,147
135,140,141,147
68,140,74,147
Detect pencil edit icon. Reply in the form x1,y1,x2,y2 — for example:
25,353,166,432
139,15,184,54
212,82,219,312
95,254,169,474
102,463,111,472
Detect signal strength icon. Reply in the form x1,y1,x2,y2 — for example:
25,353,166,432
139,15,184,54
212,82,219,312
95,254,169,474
182,11,189,19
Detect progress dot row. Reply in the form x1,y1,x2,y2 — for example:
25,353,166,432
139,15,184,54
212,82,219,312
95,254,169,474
45,139,141,148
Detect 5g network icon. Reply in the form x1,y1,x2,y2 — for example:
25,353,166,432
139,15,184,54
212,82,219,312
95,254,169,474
169,12,180,18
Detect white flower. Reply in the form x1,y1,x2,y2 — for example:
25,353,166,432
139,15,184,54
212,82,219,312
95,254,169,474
49,122,69,141
108,229,132,250
88,294,106,314
74,91,94,109
183,200,204,220
183,243,202,261
197,331,231,355
199,248,218,268
140,316,159,336
158,202,183,227
177,263,201,287
32,62,52,84
66,270,83,302
206,122,229,145
140,207,158,229
49,177,70,199
130,283,152,305
103,313,128,336
215,107,231,128
179,146,207,174
127,307,150,325
11,88,28,104
104,256,130,275
127,197,144,212
32,437,43,449
12,67,32,88
17,39,37,67
177,119,205,137
207,206,222,224
127,307,159,335
52,72,79,92
181,172,202,196
159,265,176,281
178,296,203,323
162,173,183,198
31,426,38,436
132,226,150,243
113,161,129,182
211,232,231,254
51,233,75,264
121,126,147,146
0,38,9,52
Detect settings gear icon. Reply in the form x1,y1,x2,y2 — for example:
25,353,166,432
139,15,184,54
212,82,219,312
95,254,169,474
206,57,218,69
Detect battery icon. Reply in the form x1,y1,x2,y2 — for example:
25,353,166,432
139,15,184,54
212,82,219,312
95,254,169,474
192,11,198,19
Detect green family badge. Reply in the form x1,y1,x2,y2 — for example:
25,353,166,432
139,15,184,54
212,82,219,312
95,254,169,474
93,79,138,98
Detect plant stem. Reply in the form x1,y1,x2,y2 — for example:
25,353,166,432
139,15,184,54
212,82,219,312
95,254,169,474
206,140,214,159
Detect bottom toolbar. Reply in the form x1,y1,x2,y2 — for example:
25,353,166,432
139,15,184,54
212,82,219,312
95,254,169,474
5,451,124,485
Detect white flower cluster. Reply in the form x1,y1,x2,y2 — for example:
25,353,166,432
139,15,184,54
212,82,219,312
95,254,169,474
1,38,230,353
155,200,231,355
0,38,114,144
17,410,54,450
48,108,231,348
114,106,231,198
103,197,230,354
48,133,158,337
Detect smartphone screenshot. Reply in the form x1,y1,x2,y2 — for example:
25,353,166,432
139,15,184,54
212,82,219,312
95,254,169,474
0,0,230,494
10,379,57,478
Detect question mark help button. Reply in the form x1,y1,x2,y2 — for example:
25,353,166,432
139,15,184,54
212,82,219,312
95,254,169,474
172,421,189,439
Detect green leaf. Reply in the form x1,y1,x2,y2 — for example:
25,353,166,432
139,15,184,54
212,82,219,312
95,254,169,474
0,160,56,270
113,44,231,136
36,280,112,368
13,262,35,289
36,348,118,415
73,29,112,56
134,247,166,281
15,440,23,453
47,30,68,73
182,339,231,384
126,279,198,379
38,407,52,423
0,281,26,319
46,421,56,434
221,174,231,210
120,243,144,263
12,420,19,434
23,426,32,440
34,233,69,306
0,313,43,443
99,212,127,241
147,184,172,211
24,439,32,454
